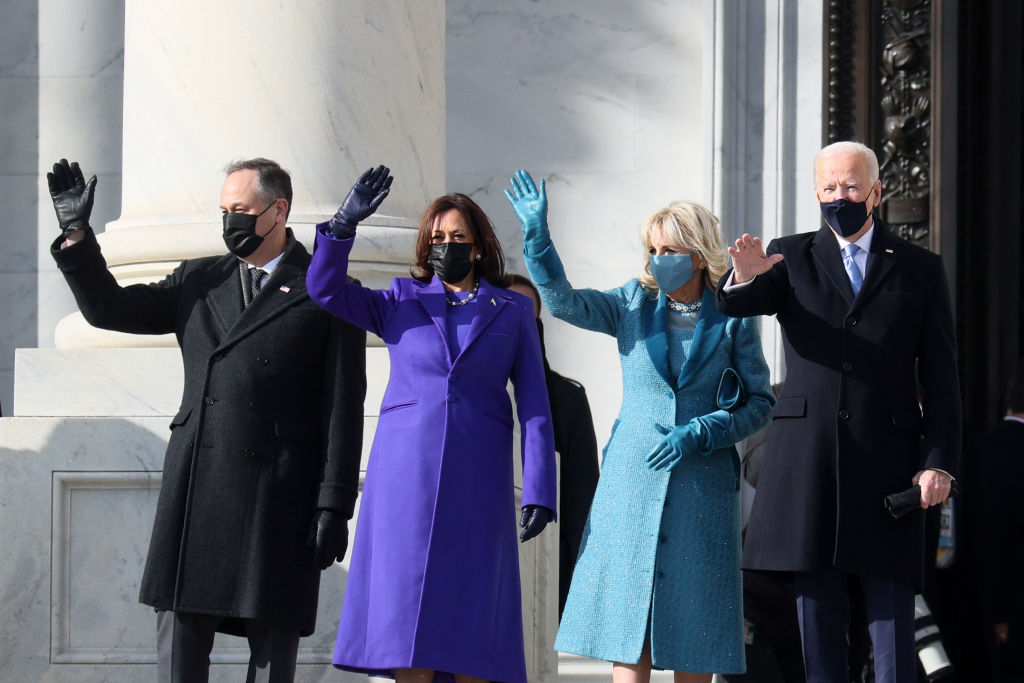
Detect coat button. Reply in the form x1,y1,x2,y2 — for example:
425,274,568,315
657,570,665,578
257,356,269,366
845,317,858,327
242,447,255,458
211,353,223,362
660,534,668,543
841,361,854,372
838,409,851,420
205,396,215,406
447,393,456,402
249,401,258,410
449,373,459,382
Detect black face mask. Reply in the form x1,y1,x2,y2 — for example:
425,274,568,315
428,242,476,284
820,198,869,238
223,200,278,258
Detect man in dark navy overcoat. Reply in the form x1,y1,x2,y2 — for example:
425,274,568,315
716,141,961,683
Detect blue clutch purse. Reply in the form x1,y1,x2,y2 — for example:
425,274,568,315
716,367,746,411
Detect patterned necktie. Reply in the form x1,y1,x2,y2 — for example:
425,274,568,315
250,268,266,300
843,244,863,296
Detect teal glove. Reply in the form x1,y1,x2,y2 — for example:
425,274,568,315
645,422,707,471
504,169,551,255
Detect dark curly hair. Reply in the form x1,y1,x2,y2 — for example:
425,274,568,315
412,193,510,287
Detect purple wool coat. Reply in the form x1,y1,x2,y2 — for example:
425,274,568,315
306,230,557,683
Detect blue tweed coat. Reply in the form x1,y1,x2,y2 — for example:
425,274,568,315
526,244,773,674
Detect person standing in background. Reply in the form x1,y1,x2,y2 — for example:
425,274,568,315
506,273,600,617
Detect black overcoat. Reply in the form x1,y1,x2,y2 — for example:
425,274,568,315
52,229,366,635
716,220,960,586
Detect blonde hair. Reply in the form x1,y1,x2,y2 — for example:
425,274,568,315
638,200,729,293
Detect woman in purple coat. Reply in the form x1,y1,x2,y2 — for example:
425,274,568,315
306,166,558,683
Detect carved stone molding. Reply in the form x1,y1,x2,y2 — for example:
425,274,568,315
878,0,933,243
825,0,936,248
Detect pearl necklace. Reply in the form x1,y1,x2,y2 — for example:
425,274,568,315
446,279,480,306
666,297,702,313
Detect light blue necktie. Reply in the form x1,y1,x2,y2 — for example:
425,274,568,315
843,244,863,296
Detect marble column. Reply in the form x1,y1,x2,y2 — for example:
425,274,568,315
2,2,447,680
56,0,444,348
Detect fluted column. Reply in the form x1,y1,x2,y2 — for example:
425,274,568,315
55,0,444,347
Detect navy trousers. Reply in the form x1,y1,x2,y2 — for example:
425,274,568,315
794,571,916,683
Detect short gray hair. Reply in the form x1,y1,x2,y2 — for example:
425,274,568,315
815,141,879,185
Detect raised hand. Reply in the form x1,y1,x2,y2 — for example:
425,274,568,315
47,158,97,237
504,169,551,255
728,234,784,284
519,504,554,542
329,164,394,238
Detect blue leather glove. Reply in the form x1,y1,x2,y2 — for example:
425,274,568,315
328,164,393,238
504,169,551,256
645,422,707,471
519,504,554,542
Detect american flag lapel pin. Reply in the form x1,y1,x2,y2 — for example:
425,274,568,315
279,285,291,293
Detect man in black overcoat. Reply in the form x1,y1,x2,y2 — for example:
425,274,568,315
47,157,367,682
715,141,961,683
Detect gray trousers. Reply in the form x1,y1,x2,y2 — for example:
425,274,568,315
156,610,300,683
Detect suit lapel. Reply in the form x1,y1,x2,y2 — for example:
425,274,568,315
642,291,673,388
455,278,508,361
677,288,727,389
204,257,246,339
810,224,856,306
218,234,310,349
412,275,452,362
854,220,903,305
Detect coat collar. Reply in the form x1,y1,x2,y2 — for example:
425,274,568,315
810,219,904,310
642,286,726,389
411,275,511,366
212,230,311,350
855,218,903,305
810,224,857,305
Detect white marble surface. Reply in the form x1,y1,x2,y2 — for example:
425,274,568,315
14,347,392,419
447,0,707,439
0,414,365,681
116,0,444,226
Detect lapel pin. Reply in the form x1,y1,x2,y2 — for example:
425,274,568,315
885,249,893,254
490,298,496,306
279,285,291,293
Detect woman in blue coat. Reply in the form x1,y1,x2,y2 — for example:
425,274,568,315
306,167,557,683
505,170,774,681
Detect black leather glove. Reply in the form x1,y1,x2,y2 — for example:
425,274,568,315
308,509,349,570
47,158,97,237
519,504,554,543
328,164,393,238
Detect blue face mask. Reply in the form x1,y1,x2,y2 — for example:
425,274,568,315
650,253,695,294
820,198,869,238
